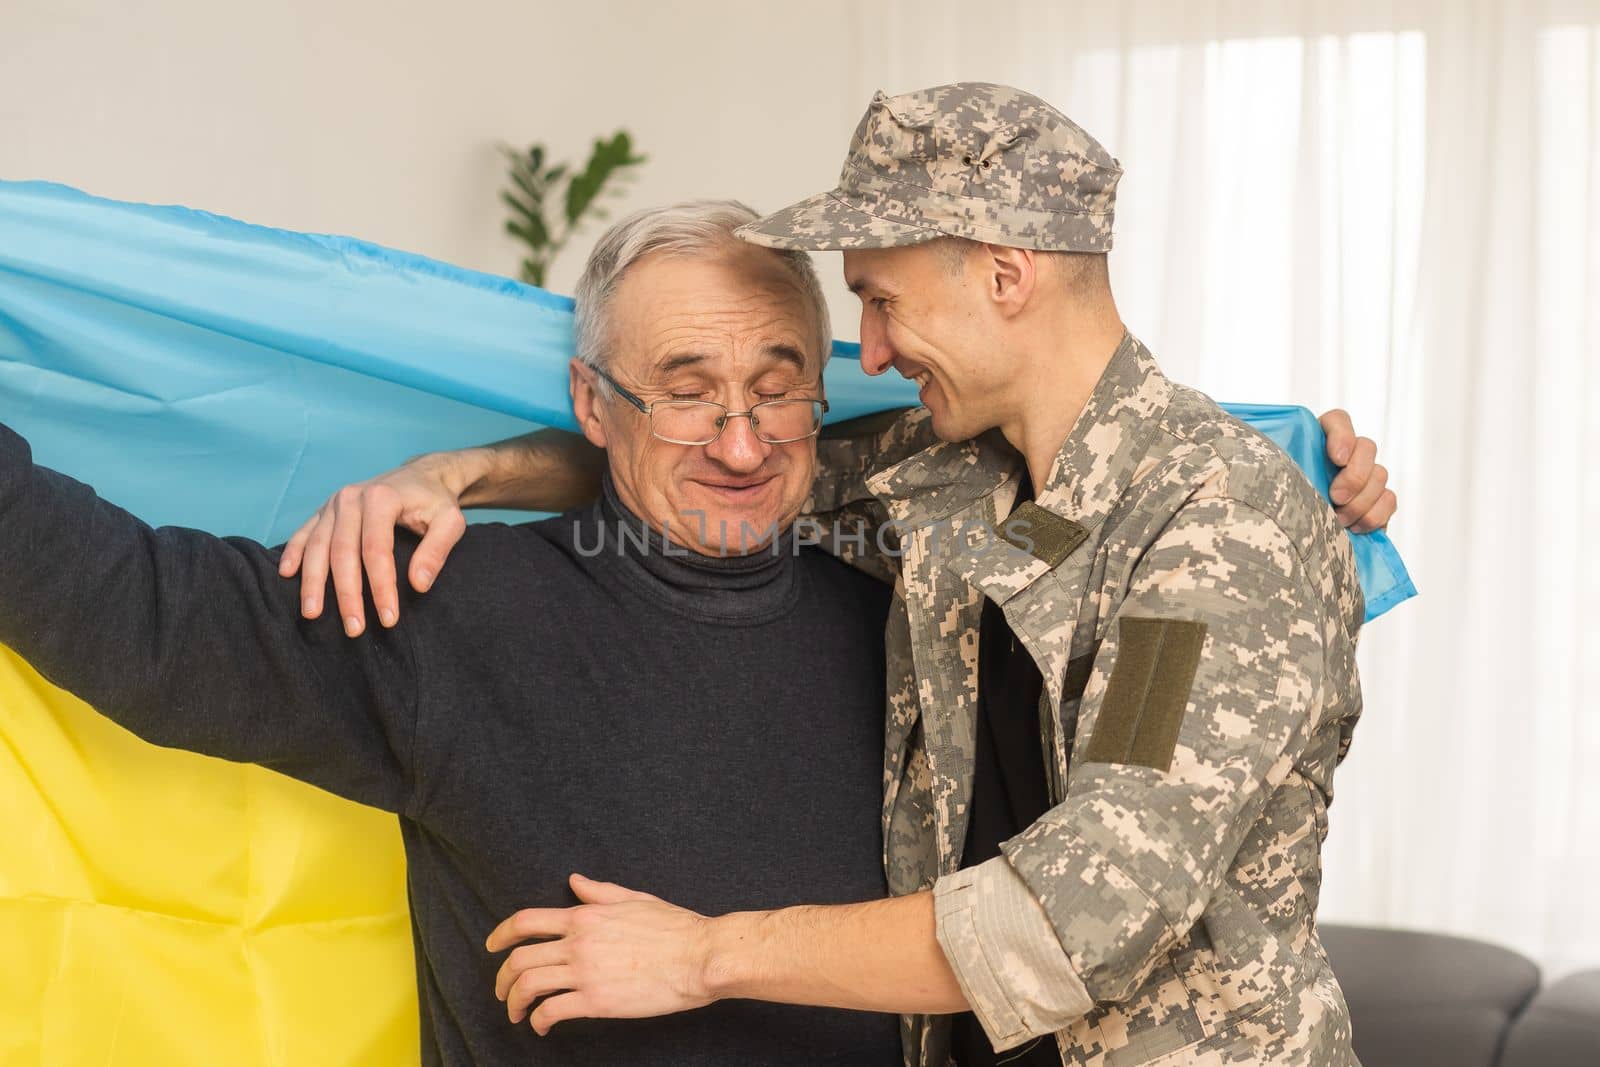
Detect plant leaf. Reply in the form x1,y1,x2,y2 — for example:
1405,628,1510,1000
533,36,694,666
500,191,550,244
507,169,544,207
564,130,642,225
505,219,550,249
501,131,643,280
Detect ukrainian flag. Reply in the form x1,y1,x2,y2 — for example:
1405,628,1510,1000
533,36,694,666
0,180,1413,1066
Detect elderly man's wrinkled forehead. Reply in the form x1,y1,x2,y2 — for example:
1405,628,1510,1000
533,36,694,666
606,243,827,382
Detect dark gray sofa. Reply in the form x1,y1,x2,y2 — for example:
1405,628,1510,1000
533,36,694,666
1322,924,1600,1066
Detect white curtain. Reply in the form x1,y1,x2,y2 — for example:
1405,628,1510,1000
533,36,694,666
846,0,1600,978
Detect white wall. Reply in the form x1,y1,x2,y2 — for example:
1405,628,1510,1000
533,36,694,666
2,0,876,331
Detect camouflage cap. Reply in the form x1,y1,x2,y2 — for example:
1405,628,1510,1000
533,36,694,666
738,82,1122,253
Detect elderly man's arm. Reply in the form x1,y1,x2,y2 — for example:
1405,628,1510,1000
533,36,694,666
0,422,420,811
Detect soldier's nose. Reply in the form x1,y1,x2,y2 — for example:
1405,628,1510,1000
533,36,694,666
858,312,894,376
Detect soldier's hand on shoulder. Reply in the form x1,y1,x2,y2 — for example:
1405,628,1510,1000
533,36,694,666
1320,408,1397,532
277,455,471,637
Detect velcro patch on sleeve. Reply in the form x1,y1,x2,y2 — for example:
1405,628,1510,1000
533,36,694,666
1080,617,1208,772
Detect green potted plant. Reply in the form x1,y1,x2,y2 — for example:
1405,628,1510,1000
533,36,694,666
501,131,647,288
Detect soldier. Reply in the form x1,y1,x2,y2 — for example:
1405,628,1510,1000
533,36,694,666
288,85,1387,1066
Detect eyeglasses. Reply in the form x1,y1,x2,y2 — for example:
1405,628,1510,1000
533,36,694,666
592,366,829,446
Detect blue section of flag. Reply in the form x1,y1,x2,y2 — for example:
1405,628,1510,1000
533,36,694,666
0,179,1410,619
1206,403,1415,621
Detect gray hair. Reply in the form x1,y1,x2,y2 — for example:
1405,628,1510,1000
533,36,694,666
572,200,831,387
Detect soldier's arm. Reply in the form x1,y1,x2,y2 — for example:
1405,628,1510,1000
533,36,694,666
0,422,420,812
484,489,1337,1033
279,407,933,630
279,428,606,635
487,496,1334,1034
810,406,929,510
491,875,974,1027
1320,408,1396,531
930,494,1334,1050
802,406,935,582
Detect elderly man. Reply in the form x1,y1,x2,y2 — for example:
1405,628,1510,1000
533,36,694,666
293,85,1389,1066
0,201,908,1066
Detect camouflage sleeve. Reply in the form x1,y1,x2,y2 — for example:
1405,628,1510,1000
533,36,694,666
801,406,936,583
932,495,1327,1046
934,855,1093,1046
810,405,933,512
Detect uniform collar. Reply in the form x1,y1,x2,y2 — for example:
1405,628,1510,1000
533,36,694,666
1032,331,1173,540
866,331,1172,544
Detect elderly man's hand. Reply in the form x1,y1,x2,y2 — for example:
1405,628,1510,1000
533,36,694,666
277,454,472,637
487,874,716,1035
1319,409,1397,532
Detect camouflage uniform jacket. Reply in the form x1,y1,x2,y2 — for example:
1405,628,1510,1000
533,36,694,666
807,334,1365,1067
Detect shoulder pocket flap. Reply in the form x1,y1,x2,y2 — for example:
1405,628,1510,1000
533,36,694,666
1001,503,1088,567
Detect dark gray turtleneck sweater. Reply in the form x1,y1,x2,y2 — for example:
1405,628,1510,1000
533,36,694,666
0,423,901,1067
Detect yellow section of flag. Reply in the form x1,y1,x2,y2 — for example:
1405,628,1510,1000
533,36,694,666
0,646,418,1066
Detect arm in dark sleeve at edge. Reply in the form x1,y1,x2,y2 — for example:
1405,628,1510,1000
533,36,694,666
0,423,418,813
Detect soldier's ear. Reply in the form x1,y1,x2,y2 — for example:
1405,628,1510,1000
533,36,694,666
983,244,1037,319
